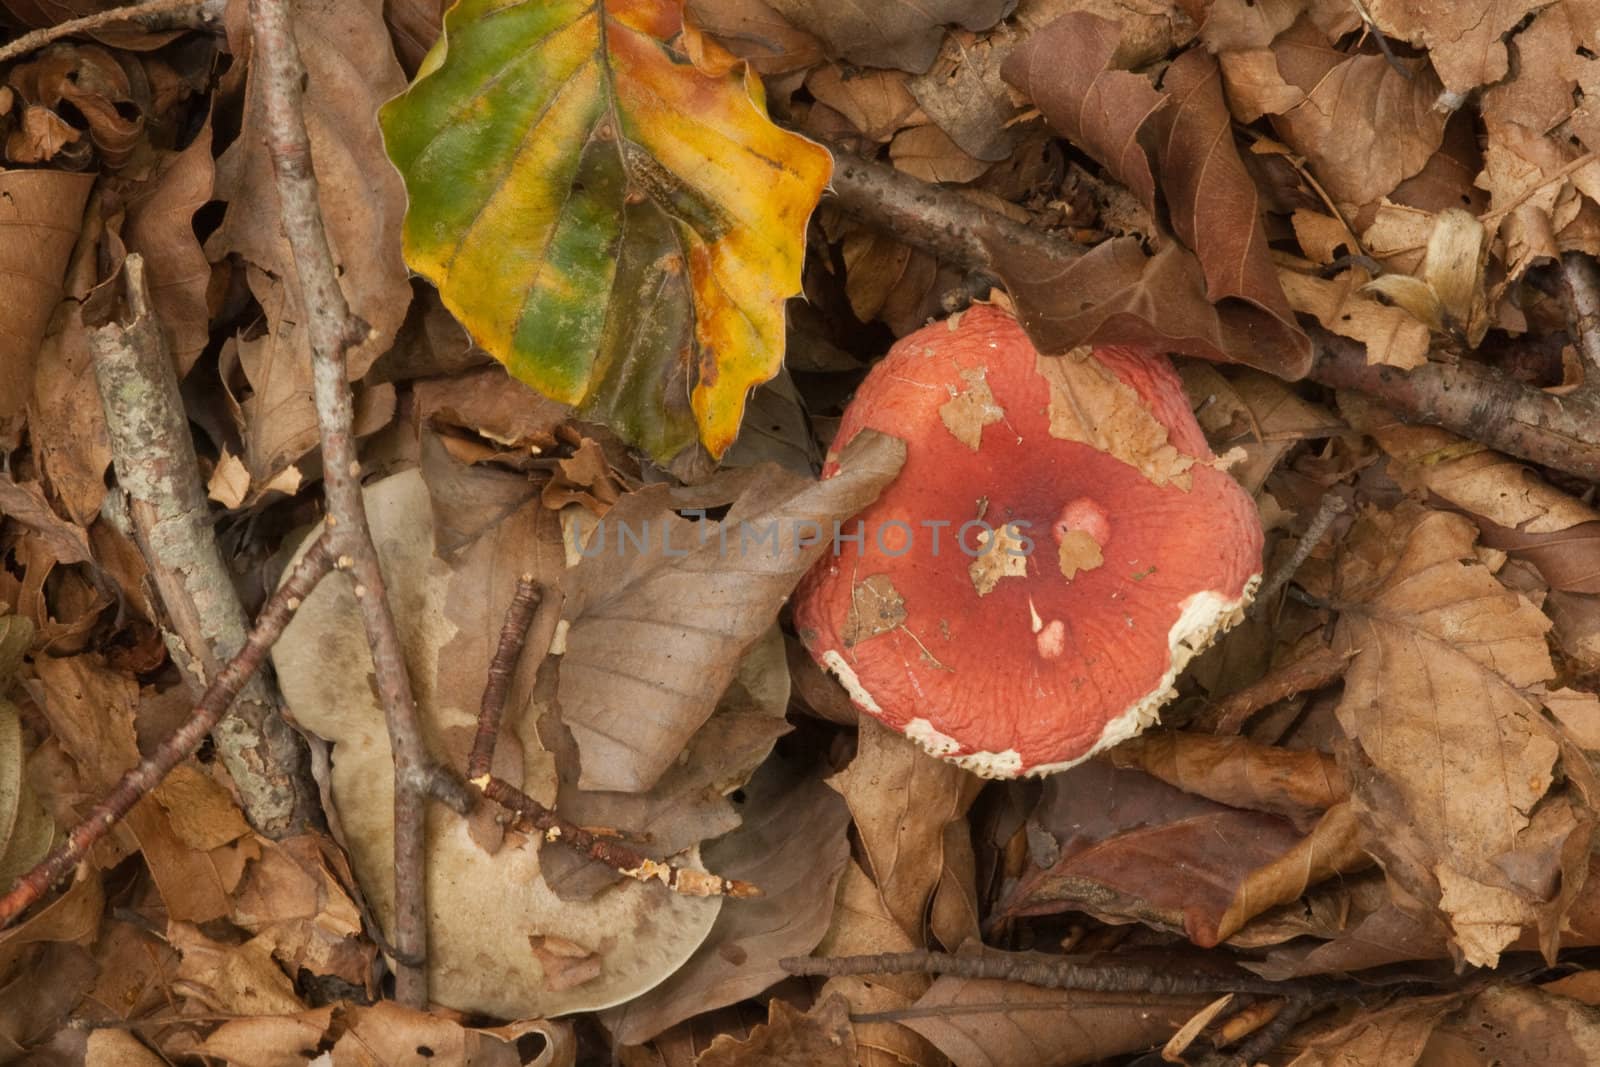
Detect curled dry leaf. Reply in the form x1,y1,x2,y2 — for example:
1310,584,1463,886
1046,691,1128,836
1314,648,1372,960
827,717,981,944
1331,504,1597,966
1364,0,1549,97
1000,761,1352,947
557,430,904,793
1002,14,1311,377
272,470,722,1017
1361,208,1489,344
1103,731,1347,827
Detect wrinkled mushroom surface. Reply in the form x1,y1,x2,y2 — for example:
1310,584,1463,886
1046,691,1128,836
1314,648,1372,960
794,306,1262,777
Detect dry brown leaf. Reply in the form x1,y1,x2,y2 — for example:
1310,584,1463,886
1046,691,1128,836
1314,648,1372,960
557,431,904,793
828,716,981,944
1000,760,1317,946
1278,265,1431,368
121,125,215,375
697,995,857,1067
1285,993,1462,1066
1365,0,1550,97
601,759,852,1044
907,29,1020,162
683,0,826,76
1264,29,1448,212
1003,13,1166,215
803,67,919,144
1212,799,1371,943
1345,395,1600,593
761,0,1014,74
5,45,143,168
1478,116,1600,279
1178,362,1344,492
1104,731,1347,825
170,922,305,1016
0,169,92,432
889,123,990,183
1332,504,1596,965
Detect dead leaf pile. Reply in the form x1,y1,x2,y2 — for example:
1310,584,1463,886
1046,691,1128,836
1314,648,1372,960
5,0,1600,1064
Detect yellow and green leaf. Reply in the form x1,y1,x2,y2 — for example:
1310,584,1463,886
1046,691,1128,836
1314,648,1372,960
379,0,831,460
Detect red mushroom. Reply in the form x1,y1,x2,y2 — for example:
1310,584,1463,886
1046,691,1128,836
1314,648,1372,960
793,305,1262,777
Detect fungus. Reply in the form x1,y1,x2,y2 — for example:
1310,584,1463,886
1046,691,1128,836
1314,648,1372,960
793,305,1263,777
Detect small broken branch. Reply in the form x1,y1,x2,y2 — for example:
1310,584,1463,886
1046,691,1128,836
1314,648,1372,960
781,950,1320,998
89,253,315,837
0,532,335,928
1252,492,1350,615
0,0,222,65
1306,329,1600,480
1558,250,1600,393
248,0,466,1006
823,152,1600,481
467,575,543,784
481,775,760,898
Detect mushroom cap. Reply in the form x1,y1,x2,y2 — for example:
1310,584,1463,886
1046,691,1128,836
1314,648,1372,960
793,305,1263,777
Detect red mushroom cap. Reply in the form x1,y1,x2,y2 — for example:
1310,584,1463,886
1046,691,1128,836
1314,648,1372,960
793,305,1263,777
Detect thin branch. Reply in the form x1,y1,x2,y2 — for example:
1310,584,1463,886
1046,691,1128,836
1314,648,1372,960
468,575,542,784
823,152,1600,482
89,253,315,836
1559,250,1600,394
481,775,760,898
0,0,222,65
0,532,335,928
780,951,1322,998
247,0,465,1005
1251,492,1349,616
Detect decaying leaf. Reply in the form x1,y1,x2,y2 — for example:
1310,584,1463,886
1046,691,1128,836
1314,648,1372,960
760,0,1015,74
558,430,904,792
380,0,832,461
1332,504,1597,966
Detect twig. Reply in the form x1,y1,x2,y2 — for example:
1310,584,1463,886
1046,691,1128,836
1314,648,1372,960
0,532,335,928
1251,493,1350,616
781,951,1321,998
0,0,222,65
1305,329,1600,480
468,579,759,898
481,775,760,898
1558,251,1600,394
247,0,468,1006
467,575,542,784
1199,996,1318,1067
822,152,1600,481
89,253,315,837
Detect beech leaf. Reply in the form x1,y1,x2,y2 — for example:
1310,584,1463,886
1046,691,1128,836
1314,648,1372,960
379,0,833,461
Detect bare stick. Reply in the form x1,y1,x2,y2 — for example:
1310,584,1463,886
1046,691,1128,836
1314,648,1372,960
467,575,542,784
481,774,760,898
1251,493,1349,615
1304,329,1600,479
823,153,1600,481
0,533,335,928
780,951,1321,998
89,253,314,836
1559,251,1600,393
0,0,222,65
247,0,468,1005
